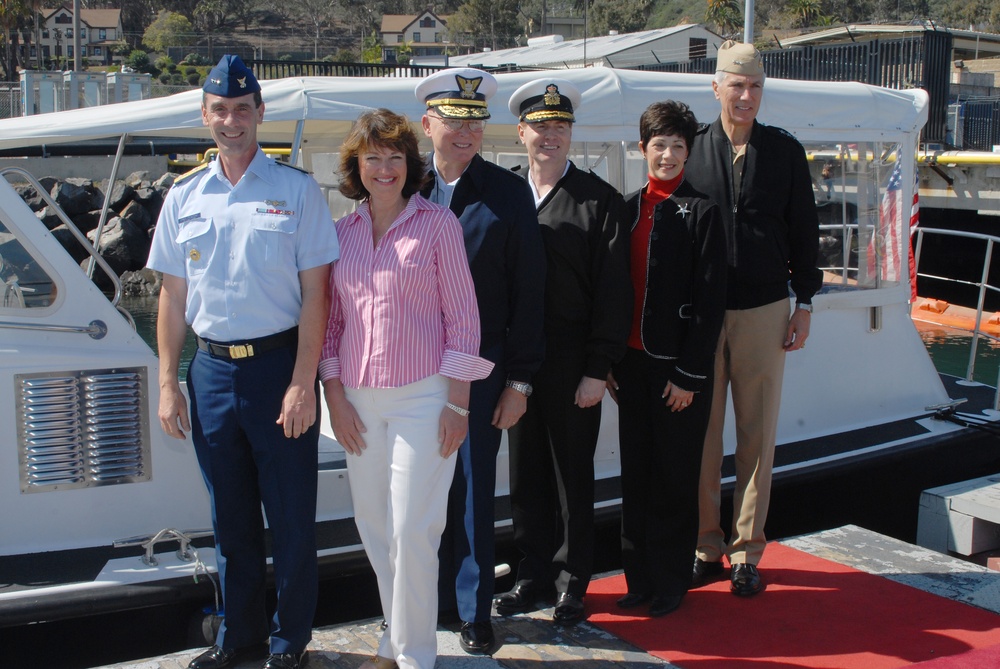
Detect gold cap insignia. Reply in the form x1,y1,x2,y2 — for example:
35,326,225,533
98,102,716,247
543,84,561,106
237,76,247,88
456,74,483,100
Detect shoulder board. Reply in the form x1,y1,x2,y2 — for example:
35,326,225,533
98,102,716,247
695,122,711,134
275,160,311,175
510,164,524,173
173,162,210,184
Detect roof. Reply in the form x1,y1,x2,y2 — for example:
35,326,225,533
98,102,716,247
381,11,447,34
0,68,928,149
448,24,720,69
42,6,121,29
776,22,1000,59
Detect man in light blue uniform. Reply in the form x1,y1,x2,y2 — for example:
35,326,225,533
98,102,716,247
147,55,338,669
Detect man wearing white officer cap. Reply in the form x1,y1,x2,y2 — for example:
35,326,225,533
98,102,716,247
416,68,546,653
493,78,631,625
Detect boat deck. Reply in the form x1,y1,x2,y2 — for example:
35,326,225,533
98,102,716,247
96,525,1000,669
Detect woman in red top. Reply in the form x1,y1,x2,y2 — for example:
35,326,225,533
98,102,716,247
608,100,727,617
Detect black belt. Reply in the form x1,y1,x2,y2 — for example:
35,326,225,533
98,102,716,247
196,328,298,360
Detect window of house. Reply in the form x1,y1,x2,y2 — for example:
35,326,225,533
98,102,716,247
413,32,420,42
689,37,707,60
99,29,106,40
435,33,442,43
397,35,403,43
94,46,102,56
42,30,49,38
67,45,73,57
55,13,70,24
81,46,87,56
420,17,436,28
66,28,73,38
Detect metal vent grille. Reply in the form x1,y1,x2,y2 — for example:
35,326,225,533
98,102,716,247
16,367,151,493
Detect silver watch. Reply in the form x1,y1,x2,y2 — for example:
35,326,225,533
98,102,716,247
796,302,813,313
506,380,533,397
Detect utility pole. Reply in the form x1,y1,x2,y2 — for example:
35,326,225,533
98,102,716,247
73,0,81,70
743,0,754,43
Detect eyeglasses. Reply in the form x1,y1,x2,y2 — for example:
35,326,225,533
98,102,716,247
428,114,486,133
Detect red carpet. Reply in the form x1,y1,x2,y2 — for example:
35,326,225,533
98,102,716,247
586,542,1000,668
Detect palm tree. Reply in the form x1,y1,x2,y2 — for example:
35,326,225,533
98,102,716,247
0,0,30,79
788,0,823,28
705,0,742,39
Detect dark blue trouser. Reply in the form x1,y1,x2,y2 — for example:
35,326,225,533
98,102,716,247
187,345,318,654
438,345,505,624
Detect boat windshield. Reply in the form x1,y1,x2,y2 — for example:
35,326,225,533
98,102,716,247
808,140,914,295
0,220,57,310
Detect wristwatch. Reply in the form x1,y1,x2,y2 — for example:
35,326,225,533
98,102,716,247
796,302,813,313
506,380,533,397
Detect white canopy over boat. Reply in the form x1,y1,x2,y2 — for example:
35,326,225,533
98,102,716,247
0,68,928,148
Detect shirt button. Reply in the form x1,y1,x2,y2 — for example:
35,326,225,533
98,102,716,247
650,232,659,241
649,258,658,266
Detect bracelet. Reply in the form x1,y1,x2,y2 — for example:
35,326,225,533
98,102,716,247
446,402,470,417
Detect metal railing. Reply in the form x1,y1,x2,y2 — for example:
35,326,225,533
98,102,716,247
913,227,1000,386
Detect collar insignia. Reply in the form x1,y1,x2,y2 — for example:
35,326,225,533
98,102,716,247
210,78,222,86
676,203,691,219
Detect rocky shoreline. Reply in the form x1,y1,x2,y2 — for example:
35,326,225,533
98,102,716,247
12,170,176,296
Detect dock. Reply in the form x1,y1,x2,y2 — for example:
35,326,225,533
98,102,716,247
96,524,1000,669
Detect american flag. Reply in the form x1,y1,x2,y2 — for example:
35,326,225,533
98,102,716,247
867,162,919,300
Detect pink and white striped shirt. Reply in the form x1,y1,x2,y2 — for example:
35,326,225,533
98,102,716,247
319,194,493,388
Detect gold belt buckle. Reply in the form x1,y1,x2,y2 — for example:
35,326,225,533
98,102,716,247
228,344,254,359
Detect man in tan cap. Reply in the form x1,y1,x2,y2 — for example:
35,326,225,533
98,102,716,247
684,40,821,597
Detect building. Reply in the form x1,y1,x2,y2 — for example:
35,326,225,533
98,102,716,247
22,6,123,68
380,11,452,63
447,24,722,70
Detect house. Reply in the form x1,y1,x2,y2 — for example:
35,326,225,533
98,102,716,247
447,24,722,70
380,11,452,63
23,6,123,68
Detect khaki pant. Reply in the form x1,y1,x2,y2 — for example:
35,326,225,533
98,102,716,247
697,298,790,565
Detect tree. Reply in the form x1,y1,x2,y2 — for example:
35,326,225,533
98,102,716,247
450,0,521,51
0,0,29,79
117,0,158,49
143,10,196,53
787,0,823,27
589,0,650,37
361,30,382,62
291,0,338,59
705,0,742,39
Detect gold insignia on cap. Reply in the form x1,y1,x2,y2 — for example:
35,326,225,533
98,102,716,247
456,74,483,100
543,84,561,106
189,249,201,262
238,76,247,89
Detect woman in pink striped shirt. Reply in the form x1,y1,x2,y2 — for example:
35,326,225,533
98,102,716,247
319,108,493,669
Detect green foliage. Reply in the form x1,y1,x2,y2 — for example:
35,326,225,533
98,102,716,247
158,72,172,83
143,10,195,52
154,55,176,72
589,0,651,36
449,0,521,51
329,48,359,63
125,50,152,72
182,53,210,66
187,71,202,85
361,31,382,63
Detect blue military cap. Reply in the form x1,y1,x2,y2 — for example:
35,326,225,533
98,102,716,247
203,54,261,98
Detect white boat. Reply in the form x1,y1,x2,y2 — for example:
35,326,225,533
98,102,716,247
1,68,997,630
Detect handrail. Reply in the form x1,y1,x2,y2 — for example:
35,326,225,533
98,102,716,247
0,166,124,308
912,226,1000,397
0,319,107,339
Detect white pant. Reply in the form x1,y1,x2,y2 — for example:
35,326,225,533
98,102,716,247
345,374,458,669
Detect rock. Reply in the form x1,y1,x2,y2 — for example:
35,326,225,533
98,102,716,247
87,216,151,275
125,170,151,187
51,179,93,216
121,268,161,296
120,199,153,234
96,178,135,211
50,224,93,263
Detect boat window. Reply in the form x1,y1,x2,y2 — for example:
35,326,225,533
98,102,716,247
810,140,914,294
0,219,57,309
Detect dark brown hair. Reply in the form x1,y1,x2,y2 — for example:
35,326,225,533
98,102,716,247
338,108,430,201
639,100,698,150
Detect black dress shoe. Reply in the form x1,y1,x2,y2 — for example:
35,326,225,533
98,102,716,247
494,583,543,614
730,563,765,597
692,557,726,587
649,594,684,617
616,592,651,609
262,651,307,669
552,592,586,624
459,620,496,655
188,646,239,669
